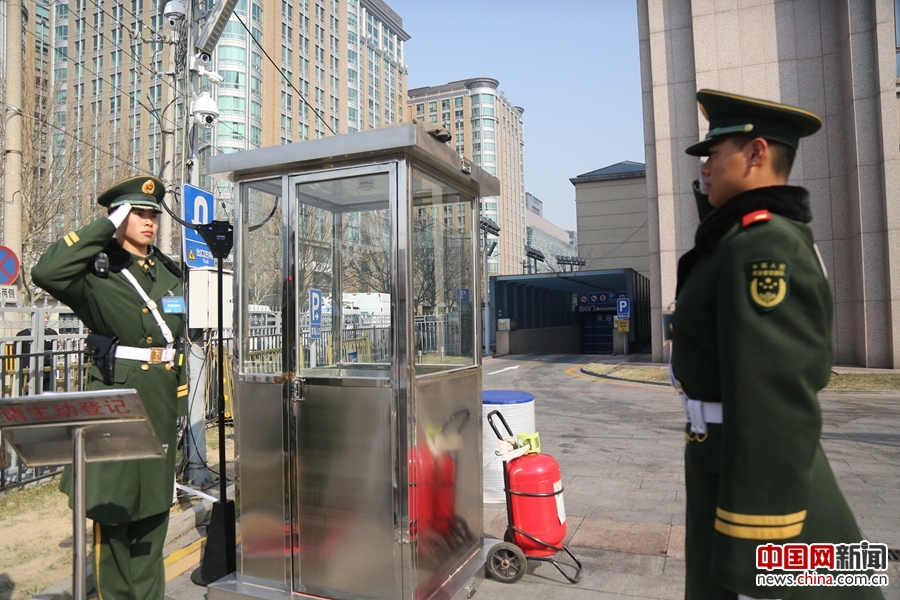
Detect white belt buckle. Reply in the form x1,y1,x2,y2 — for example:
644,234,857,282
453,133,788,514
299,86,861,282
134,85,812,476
686,399,707,435
149,348,164,363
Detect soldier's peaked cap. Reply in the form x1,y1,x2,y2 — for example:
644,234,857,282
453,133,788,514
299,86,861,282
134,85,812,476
685,89,823,157
97,175,165,211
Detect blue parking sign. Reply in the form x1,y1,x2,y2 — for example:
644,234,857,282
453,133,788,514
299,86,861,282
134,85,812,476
617,298,631,319
182,184,215,268
309,289,322,339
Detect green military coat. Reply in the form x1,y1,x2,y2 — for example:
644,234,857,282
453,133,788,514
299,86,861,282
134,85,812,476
32,217,187,525
672,186,883,599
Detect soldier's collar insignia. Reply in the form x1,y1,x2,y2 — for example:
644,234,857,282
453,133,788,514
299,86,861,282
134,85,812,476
142,179,156,194
746,259,792,311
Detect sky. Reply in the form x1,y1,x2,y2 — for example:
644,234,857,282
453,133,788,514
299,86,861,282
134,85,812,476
384,0,645,231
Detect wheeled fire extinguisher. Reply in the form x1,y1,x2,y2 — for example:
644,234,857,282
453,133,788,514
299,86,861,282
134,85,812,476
485,410,582,584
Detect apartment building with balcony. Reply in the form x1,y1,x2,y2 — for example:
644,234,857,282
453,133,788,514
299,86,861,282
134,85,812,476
406,77,526,276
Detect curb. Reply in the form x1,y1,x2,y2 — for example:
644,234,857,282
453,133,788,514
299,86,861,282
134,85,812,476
579,366,671,387
580,366,900,394
31,485,228,600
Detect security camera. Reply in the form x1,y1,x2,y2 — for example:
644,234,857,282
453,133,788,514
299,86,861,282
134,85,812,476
163,0,185,28
191,91,219,129
189,55,225,85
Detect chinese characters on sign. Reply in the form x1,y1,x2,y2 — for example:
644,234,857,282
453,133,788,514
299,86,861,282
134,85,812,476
757,542,889,571
0,398,132,425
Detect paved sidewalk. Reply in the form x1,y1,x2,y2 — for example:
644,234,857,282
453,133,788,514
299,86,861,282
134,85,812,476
84,354,900,600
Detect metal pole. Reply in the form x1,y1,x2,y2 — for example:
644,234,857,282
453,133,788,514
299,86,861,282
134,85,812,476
72,427,86,600
217,260,226,503
184,328,212,485
158,40,177,254
3,0,24,265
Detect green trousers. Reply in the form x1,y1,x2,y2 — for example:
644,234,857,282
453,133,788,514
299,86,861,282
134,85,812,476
92,511,169,600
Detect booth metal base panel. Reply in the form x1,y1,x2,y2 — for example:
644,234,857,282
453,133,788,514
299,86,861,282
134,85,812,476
208,544,491,600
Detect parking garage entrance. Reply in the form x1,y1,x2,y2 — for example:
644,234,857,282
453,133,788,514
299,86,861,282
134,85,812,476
490,268,650,355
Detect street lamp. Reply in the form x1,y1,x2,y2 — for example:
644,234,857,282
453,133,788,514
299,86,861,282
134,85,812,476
556,255,586,272
479,217,500,356
525,245,545,274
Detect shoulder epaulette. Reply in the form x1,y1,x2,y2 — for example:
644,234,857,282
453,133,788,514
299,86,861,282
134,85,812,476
742,209,771,228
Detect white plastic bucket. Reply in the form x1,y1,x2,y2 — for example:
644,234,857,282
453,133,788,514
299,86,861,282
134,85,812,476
482,390,535,504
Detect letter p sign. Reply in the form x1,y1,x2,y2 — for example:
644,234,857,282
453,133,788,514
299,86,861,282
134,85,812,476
309,288,322,339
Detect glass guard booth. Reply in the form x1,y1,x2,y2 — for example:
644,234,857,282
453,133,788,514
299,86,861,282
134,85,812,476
207,124,500,600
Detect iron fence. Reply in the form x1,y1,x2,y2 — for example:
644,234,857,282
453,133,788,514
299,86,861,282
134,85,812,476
1,306,91,490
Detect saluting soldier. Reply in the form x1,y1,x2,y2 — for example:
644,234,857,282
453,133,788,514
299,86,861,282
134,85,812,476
672,90,884,600
32,175,187,600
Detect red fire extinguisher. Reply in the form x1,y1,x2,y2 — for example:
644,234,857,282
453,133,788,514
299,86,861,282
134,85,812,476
408,429,435,541
485,410,582,584
506,452,565,557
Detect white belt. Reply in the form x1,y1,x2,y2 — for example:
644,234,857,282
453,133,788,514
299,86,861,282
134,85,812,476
115,346,176,364
669,350,723,435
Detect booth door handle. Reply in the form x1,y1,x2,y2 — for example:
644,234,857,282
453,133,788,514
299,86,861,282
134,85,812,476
291,376,306,403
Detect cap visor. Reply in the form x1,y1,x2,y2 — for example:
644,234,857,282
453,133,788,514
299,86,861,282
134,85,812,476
685,139,714,156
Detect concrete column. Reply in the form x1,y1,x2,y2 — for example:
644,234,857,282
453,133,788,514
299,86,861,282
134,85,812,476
3,0,24,267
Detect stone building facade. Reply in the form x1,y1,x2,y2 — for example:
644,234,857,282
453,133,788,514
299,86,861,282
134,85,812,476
638,0,900,366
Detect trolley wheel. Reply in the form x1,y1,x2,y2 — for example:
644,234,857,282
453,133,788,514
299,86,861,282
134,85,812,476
486,542,527,583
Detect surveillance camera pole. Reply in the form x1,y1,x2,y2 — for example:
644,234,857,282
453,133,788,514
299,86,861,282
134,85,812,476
190,220,237,585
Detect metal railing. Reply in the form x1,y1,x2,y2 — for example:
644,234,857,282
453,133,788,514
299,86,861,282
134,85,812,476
1,306,91,490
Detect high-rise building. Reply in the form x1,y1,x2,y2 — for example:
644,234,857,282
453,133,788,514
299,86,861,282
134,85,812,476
406,77,525,276
525,210,577,274
1,0,408,284
525,191,542,216
198,0,409,191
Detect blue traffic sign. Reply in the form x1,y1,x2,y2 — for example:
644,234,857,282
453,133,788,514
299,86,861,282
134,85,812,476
182,184,215,268
309,289,323,339
617,298,631,319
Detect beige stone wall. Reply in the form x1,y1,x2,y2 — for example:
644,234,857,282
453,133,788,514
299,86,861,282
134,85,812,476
575,178,650,277
638,0,900,367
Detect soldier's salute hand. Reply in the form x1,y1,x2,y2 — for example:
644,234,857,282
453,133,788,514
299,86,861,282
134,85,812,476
108,202,133,229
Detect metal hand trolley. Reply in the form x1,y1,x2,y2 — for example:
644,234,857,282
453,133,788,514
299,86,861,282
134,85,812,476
485,410,583,584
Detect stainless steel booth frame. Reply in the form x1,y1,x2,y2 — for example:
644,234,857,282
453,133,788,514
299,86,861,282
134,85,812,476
208,124,501,600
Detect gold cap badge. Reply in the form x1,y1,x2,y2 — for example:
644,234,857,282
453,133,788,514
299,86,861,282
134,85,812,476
142,179,156,194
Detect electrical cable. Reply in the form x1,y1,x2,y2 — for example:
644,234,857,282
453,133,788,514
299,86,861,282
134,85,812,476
597,220,648,260
84,0,181,97
232,11,336,136
111,0,164,47
0,100,152,176
31,40,164,130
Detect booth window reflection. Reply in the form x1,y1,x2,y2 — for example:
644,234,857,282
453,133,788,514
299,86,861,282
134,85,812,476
294,170,392,373
240,178,283,375
412,166,476,373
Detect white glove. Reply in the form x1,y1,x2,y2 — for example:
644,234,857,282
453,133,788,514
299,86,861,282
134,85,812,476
107,203,133,228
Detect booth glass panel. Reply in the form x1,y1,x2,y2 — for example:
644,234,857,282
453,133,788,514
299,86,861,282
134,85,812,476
239,178,284,375
293,168,393,376
411,167,476,374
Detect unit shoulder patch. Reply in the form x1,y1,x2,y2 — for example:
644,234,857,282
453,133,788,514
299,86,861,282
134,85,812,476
746,258,792,311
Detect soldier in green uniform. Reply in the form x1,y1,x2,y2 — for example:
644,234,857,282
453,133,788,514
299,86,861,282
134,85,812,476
32,175,187,600
672,90,885,600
